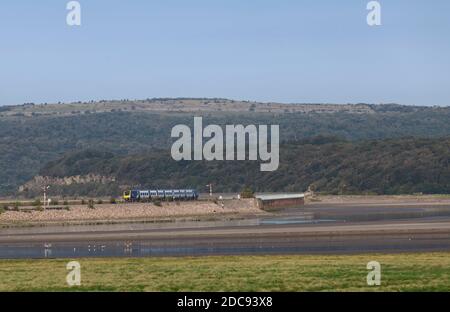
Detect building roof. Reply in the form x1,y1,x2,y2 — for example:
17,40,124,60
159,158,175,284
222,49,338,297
255,193,305,201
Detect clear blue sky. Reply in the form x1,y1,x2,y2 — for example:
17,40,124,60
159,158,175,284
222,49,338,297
0,0,449,106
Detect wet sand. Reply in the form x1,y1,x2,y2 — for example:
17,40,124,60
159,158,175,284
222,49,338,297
2,196,450,258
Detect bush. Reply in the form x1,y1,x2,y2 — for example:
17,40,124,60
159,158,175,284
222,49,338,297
96,199,103,205
153,200,162,207
81,199,86,205
64,206,70,211
2,204,9,211
240,187,255,199
32,199,42,206
110,198,116,204
0,207,5,214
36,206,44,212
51,199,59,206
88,199,95,209
63,200,69,205
13,202,20,211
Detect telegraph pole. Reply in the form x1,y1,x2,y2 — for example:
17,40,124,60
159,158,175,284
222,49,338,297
206,184,213,197
42,185,50,210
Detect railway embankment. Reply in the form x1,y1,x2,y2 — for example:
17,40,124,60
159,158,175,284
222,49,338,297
0,199,264,227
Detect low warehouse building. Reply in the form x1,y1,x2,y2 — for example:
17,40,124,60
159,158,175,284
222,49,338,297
255,194,305,211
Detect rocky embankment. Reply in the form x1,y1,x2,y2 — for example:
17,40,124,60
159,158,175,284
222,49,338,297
0,199,263,226
18,175,116,193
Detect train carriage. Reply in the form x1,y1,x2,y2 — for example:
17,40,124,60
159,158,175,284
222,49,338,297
123,188,199,202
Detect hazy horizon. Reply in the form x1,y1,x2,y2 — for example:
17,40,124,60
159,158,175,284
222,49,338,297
2,97,447,108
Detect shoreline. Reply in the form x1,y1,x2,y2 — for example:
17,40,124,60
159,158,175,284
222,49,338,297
0,211,268,229
0,199,266,229
2,195,450,229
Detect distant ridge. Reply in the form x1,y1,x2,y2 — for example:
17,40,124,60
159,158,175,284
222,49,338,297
1,99,450,196
0,98,385,117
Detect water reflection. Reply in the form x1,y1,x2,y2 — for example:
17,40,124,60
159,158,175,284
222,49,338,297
3,238,450,259
44,243,52,258
3,205,450,259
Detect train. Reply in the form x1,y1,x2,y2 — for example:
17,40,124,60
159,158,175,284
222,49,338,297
123,189,199,202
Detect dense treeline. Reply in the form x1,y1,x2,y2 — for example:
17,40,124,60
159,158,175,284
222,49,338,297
2,105,450,195
35,137,450,197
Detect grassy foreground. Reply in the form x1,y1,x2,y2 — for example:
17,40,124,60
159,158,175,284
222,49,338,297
1,253,450,291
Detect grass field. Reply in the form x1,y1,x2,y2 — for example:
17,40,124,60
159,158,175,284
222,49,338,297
1,253,450,291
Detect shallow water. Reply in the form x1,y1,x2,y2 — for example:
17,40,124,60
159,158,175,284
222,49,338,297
2,205,450,259
2,232,450,259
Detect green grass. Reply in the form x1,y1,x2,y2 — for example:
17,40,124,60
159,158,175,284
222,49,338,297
1,253,450,291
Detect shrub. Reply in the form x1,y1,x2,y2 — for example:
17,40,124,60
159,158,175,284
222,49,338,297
32,199,42,206
0,207,5,214
153,200,162,207
110,198,116,204
81,199,86,205
51,199,59,206
88,199,95,209
63,200,69,205
240,187,255,199
96,199,103,205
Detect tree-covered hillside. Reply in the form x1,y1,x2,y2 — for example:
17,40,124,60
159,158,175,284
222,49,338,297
2,101,450,196
29,137,450,197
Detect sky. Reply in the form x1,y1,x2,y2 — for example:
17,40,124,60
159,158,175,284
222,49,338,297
0,0,449,106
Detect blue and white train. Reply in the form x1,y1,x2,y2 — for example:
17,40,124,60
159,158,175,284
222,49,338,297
123,189,199,202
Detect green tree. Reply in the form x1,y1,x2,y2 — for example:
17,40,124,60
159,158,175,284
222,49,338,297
240,187,255,199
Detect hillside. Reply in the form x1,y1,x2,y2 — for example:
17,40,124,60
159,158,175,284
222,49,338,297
1,98,377,117
2,99,450,196
19,137,450,197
